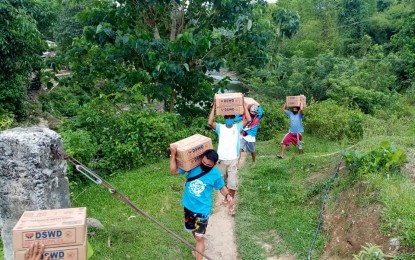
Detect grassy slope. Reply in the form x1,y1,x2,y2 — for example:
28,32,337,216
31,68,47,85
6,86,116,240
70,163,193,260
236,134,345,259
235,122,415,259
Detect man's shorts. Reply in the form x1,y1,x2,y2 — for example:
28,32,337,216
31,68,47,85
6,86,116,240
240,138,256,153
184,207,209,237
281,132,302,146
217,159,238,190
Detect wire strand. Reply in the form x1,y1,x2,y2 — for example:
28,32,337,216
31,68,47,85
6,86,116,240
307,155,344,260
51,147,213,260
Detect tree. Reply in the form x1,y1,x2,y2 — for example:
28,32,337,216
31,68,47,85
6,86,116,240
62,0,267,116
53,0,84,51
0,0,46,117
336,0,377,56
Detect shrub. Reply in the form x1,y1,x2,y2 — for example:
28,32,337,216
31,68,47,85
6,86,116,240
60,130,98,165
0,109,15,131
59,98,204,174
344,141,407,176
303,100,364,141
39,87,81,117
257,101,289,141
328,86,393,114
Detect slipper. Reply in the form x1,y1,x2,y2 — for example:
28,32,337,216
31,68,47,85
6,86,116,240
277,155,284,159
229,205,236,216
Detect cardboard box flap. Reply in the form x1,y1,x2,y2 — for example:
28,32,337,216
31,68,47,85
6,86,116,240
13,208,86,230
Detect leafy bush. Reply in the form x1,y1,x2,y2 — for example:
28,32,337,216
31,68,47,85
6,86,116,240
39,87,81,117
303,100,364,141
59,98,205,174
0,1,46,118
256,101,289,141
344,141,407,176
60,130,98,165
0,109,15,131
328,86,394,114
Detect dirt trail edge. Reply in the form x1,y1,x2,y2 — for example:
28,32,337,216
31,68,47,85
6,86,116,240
204,192,238,260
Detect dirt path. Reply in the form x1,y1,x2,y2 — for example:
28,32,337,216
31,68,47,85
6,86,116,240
203,156,249,260
204,192,238,259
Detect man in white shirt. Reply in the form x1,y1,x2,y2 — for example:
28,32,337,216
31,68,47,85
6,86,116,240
208,99,251,215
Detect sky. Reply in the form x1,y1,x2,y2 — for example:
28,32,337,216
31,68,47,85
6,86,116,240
266,0,278,3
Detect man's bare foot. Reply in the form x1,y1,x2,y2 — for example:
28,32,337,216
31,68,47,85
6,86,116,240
277,155,284,159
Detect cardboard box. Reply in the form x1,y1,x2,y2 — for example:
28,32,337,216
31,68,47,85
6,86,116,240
172,134,213,171
286,95,306,108
13,208,87,250
215,93,244,108
244,97,259,107
216,106,244,116
177,154,205,172
15,241,87,260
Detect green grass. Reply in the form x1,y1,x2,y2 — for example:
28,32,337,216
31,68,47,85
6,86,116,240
235,133,346,259
236,127,415,259
70,161,193,260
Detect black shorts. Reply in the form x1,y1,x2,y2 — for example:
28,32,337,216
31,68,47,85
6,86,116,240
184,207,209,237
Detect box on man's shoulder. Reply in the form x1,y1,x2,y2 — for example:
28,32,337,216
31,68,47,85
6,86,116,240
286,95,306,108
215,93,244,115
171,134,213,171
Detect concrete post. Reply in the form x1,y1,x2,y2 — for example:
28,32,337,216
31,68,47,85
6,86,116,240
0,127,70,260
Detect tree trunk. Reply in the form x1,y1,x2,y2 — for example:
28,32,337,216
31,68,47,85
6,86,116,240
170,8,177,41
169,90,176,113
153,27,161,40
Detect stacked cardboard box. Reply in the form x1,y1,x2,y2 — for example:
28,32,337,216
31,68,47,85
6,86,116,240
286,95,306,108
215,93,244,115
13,207,87,260
171,134,213,171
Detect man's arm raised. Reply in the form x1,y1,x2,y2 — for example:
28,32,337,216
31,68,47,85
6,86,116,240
169,145,179,175
208,99,217,130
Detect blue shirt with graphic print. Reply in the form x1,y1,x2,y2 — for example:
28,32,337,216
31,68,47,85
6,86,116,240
286,110,304,133
179,166,225,214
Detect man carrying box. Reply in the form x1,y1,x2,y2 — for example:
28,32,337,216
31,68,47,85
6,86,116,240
208,98,251,215
169,147,234,260
277,100,305,158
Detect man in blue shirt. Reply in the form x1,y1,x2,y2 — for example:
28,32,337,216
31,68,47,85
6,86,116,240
170,147,234,260
277,101,304,158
